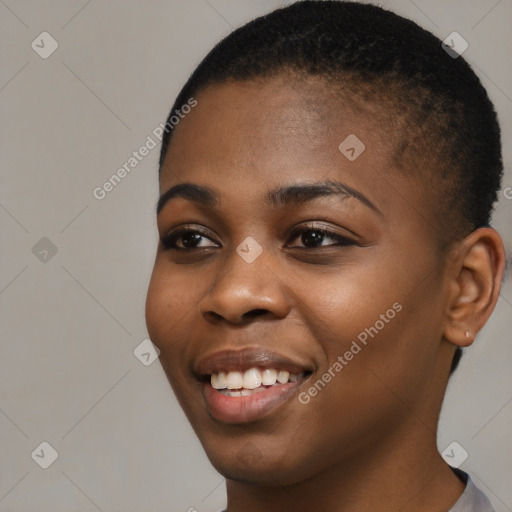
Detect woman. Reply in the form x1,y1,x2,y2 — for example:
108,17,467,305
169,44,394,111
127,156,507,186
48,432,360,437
146,2,506,510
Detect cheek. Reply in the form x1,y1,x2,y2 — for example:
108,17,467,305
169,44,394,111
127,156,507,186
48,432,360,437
293,258,440,405
145,264,204,417
293,264,398,353
145,260,201,354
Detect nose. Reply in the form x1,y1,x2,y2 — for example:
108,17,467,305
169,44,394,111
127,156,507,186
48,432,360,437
198,248,291,326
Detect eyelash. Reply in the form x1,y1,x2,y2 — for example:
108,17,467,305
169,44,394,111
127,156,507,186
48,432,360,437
160,225,355,251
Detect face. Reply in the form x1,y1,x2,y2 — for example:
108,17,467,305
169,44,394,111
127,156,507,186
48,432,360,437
145,76,454,485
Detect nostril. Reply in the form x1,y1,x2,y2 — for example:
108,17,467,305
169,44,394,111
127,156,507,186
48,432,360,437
202,308,273,326
202,311,224,324
241,308,269,320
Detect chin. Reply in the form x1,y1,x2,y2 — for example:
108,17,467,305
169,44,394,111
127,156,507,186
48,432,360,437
203,441,315,487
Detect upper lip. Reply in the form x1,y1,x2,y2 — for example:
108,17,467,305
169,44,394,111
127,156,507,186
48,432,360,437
195,347,313,377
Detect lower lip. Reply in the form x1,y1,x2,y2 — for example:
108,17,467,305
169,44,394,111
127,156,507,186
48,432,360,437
202,379,305,423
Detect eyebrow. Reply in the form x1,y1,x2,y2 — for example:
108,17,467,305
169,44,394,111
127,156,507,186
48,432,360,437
156,179,381,216
156,183,218,215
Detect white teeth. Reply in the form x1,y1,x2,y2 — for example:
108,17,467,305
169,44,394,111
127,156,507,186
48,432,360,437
211,371,227,389
242,368,262,389
210,368,304,391
277,370,290,384
220,388,266,397
261,368,277,386
226,371,243,389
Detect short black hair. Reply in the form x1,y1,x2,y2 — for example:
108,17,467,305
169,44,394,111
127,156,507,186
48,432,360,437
159,0,503,373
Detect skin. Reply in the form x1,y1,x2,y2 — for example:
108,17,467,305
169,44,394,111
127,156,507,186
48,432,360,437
145,75,505,512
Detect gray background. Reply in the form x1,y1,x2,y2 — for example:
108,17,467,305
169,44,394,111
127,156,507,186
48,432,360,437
1,1,511,511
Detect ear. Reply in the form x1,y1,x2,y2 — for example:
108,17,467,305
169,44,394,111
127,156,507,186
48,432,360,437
444,227,506,347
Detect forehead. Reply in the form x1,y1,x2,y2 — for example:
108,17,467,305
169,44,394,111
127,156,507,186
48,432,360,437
161,77,391,188
158,78,445,246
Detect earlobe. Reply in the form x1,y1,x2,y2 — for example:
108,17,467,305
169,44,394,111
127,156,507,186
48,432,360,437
462,329,474,345
443,227,506,348
445,323,475,348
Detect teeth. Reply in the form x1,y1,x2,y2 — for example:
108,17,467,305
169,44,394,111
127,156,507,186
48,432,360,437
242,368,261,389
261,368,277,386
226,371,243,390
220,388,267,397
277,370,290,384
211,371,227,390
210,368,303,391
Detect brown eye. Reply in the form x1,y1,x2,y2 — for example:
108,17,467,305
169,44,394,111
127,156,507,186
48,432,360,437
301,229,325,247
160,228,219,250
287,227,355,248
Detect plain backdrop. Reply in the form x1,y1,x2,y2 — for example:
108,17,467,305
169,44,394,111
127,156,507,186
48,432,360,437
1,1,511,511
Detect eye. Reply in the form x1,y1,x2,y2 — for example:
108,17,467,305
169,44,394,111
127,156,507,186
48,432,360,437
160,227,220,250
286,225,355,248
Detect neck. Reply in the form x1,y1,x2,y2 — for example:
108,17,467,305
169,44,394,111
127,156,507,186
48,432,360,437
225,419,465,512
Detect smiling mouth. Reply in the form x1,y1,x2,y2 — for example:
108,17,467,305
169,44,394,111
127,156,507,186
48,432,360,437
209,367,310,396
195,347,314,422
200,368,313,423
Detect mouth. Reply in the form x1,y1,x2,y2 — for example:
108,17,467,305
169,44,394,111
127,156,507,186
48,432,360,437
195,348,313,423
211,367,307,395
